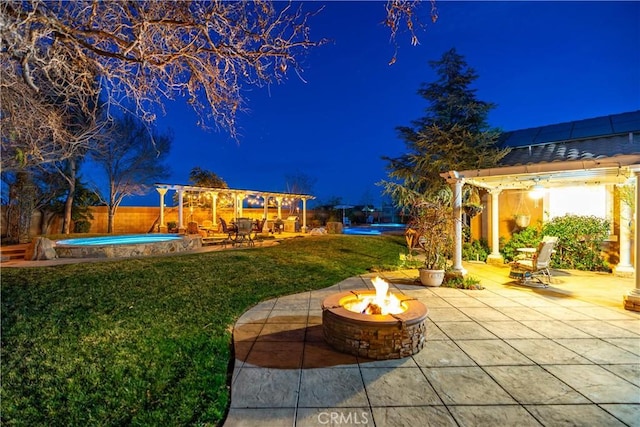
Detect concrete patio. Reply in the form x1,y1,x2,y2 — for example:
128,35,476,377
224,262,640,426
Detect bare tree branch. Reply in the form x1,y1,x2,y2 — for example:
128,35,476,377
1,1,322,144
1,1,426,169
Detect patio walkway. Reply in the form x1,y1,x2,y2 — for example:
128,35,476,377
224,263,640,426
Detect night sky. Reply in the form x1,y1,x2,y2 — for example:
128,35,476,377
115,1,640,207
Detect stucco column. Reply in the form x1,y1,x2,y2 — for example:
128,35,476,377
276,197,283,219
448,177,467,275
177,189,185,230
615,183,634,277
624,172,640,311
263,196,270,222
231,191,238,221
237,193,245,218
210,192,218,227
156,188,168,231
301,197,308,233
486,188,504,265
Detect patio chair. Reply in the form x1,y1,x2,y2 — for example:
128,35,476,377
187,221,200,235
219,218,237,243
235,218,254,247
509,236,558,287
252,219,264,239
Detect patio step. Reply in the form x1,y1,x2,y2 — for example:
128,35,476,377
0,244,28,262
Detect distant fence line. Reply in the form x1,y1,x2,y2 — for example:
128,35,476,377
1,205,394,237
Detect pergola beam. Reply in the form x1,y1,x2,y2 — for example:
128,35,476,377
443,154,640,312
154,183,315,233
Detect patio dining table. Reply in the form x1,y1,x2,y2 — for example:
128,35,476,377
231,218,255,246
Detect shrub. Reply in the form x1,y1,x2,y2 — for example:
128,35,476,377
443,273,483,290
73,220,91,233
501,214,610,271
542,214,610,271
462,238,490,262
501,226,541,262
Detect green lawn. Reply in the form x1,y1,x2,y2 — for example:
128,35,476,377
1,235,407,426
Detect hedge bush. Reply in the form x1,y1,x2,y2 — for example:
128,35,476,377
501,214,610,271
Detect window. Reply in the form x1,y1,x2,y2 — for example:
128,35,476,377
548,186,607,219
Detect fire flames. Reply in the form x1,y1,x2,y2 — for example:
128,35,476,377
343,277,405,315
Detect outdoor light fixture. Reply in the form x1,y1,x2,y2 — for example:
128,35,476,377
529,183,545,200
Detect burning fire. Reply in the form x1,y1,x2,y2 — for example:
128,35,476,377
343,277,405,315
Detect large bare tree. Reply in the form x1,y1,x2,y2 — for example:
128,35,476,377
1,0,324,170
1,1,435,171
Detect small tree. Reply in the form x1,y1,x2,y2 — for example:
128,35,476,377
189,167,228,189
91,114,171,233
284,172,316,215
408,198,453,270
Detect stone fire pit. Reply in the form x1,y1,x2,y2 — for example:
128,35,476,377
321,281,428,360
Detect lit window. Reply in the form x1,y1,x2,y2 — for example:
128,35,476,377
548,186,606,219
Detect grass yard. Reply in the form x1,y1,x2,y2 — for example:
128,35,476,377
1,234,406,426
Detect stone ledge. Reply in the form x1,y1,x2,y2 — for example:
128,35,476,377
623,294,640,312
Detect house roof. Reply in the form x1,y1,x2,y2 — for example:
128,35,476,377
499,110,640,166
446,110,640,191
499,110,640,148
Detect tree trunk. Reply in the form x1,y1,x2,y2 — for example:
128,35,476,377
62,158,77,234
107,206,116,234
11,171,36,243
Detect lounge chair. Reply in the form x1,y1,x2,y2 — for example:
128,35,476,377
509,236,558,287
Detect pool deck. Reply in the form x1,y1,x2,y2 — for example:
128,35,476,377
224,263,640,427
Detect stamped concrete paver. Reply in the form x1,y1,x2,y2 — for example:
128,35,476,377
543,364,640,403
484,365,589,404
298,367,369,408
224,264,640,427
525,404,628,427
371,406,457,427
448,405,543,427
360,366,441,406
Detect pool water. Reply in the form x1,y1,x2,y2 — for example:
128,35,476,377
342,224,407,236
56,234,183,246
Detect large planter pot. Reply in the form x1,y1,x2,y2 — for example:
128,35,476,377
419,268,445,287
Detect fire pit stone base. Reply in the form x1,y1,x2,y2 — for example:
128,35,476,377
322,290,428,360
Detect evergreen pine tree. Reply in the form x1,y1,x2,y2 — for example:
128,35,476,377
382,48,508,207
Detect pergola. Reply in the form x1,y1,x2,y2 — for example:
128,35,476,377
154,183,315,232
443,153,640,311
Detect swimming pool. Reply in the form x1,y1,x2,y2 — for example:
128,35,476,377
57,234,183,246
342,224,407,236
55,234,199,259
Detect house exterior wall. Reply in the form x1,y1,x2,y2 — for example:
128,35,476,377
498,190,544,238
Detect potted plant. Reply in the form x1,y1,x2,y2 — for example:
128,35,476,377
463,203,484,218
408,199,453,287
462,187,484,218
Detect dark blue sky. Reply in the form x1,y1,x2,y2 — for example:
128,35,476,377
122,1,640,207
